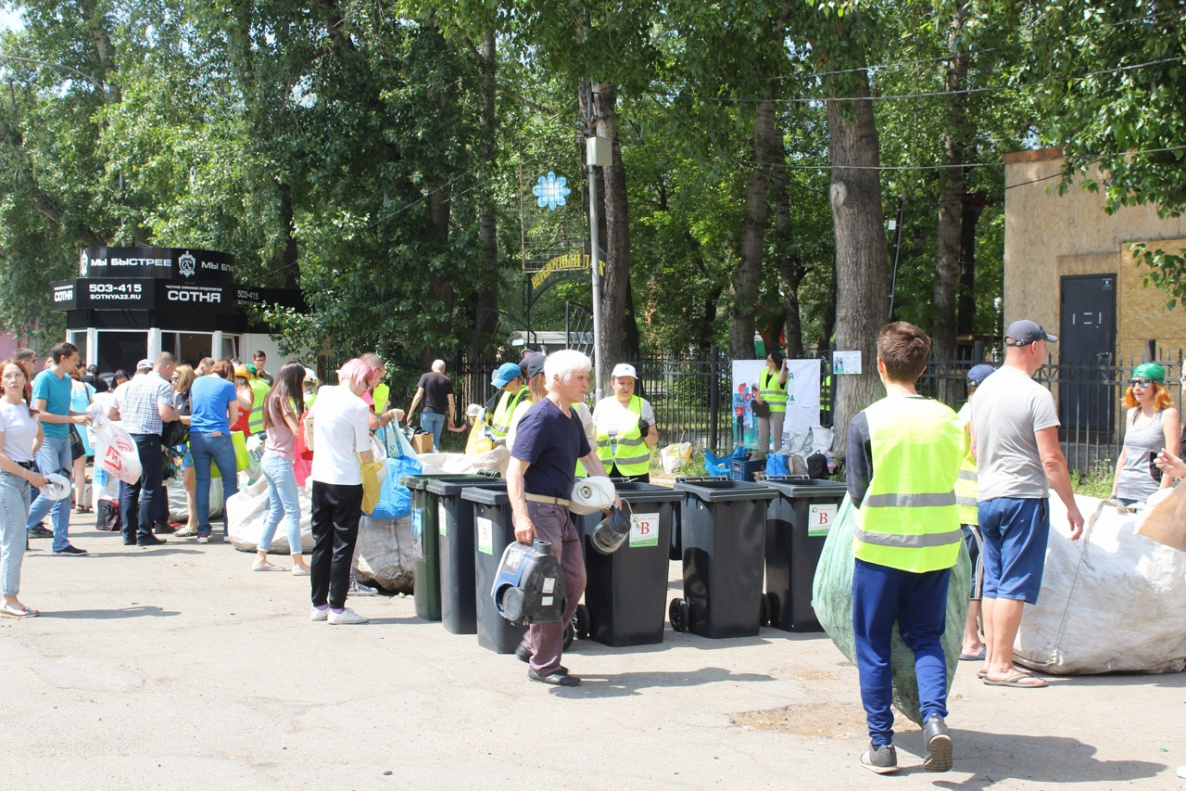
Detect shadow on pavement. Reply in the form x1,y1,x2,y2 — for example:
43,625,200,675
41,605,180,619
89,548,203,558
923,731,1164,788
551,666,775,698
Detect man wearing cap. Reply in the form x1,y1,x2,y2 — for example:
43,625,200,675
485,362,528,444
592,363,659,482
955,363,994,663
109,352,180,548
406,359,455,452
972,319,1084,689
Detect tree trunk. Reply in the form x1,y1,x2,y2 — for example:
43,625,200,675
932,0,969,359
473,28,500,355
769,147,804,356
590,83,639,382
730,93,777,360
817,255,837,354
957,193,986,336
826,71,890,452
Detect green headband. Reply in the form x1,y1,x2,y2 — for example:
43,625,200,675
1132,363,1165,384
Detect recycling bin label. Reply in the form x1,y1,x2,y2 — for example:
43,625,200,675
477,516,494,554
412,508,424,558
808,503,837,536
438,502,448,537
630,512,661,548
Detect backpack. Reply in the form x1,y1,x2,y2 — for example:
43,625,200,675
806,452,829,480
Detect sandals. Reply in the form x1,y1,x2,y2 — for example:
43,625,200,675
74,506,93,514
1,603,39,618
173,527,198,538
983,669,1048,688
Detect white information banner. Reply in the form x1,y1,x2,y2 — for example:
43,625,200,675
731,359,822,446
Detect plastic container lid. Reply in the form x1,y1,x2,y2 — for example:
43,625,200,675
608,480,683,504
425,476,506,496
674,476,777,502
762,476,847,498
460,485,512,506
401,472,500,491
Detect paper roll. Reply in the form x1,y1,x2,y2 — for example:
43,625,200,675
570,476,616,515
42,472,72,501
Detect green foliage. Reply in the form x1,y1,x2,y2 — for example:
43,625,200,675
1132,242,1186,310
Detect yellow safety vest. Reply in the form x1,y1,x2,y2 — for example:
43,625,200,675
372,383,390,415
596,396,650,477
854,396,965,574
759,367,787,413
248,378,269,435
955,402,978,525
489,386,527,438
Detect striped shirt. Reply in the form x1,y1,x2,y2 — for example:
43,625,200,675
113,372,174,435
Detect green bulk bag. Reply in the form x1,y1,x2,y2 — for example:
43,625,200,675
812,494,971,726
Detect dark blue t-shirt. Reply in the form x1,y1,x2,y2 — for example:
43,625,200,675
189,375,237,434
512,398,591,499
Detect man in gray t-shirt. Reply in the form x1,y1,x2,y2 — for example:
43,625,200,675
971,320,1084,689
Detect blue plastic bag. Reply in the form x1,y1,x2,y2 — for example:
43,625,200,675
765,453,789,477
370,455,422,521
703,449,728,477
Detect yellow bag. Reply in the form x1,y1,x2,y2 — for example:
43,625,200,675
465,415,494,455
361,461,385,515
210,431,250,479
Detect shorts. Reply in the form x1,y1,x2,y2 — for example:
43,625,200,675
960,524,984,601
977,497,1050,604
180,447,193,470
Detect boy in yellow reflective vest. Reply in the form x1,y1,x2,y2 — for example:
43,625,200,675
845,322,965,775
956,363,995,662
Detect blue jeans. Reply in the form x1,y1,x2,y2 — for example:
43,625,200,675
1,471,31,596
420,412,446,452
119,433,164,545
260,452,302,553
190,432,239,537
25,434,73,552
852,558,951,746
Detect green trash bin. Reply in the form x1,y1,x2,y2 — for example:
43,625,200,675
402,473,503,622
425,476,506,635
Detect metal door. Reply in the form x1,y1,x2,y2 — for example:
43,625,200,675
1059,275,1116,432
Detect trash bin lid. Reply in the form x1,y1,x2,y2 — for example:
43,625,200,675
401,473,500,491
610,480,683,504
460,485,512,505
426,476,507,496
763,476,847,499
674,476,777,502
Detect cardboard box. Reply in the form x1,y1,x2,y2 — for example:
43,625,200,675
410,433,433,455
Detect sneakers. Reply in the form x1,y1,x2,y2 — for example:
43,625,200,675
138,536,167,547
348,574,378,595
515,644,567,674
196,535,209,544
292,566,311,577
860,743,898,774
922,714,953,772
310,606,329,622
53,545,88,556
28,525,53,539
528,667,580,686
252,561,284,572
327,608,368,625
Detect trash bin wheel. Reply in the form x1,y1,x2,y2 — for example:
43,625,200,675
574,604,591,640
563,620,575,650
759,593,771,628
669,598,689,632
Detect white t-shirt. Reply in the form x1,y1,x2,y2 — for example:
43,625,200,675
971,365,1060,500
592,396,655,437
0,400,41,463
310,385,371,486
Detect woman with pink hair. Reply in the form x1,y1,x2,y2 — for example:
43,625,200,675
305,358,376,625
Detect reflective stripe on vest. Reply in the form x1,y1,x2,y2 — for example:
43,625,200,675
954,403,978,525
759,367,787,412
248,379,269,435
489,386,527,437
854,396,965,574
596,395,650,476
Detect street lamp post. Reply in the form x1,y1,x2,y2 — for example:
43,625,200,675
586,135,611,401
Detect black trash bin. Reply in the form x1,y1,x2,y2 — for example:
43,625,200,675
425,476,506,635
763,475,847,632
574,481,681,647
460,486,529,654
670,476,777,639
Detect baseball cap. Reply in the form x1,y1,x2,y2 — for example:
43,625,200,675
966,364,995,385
247,363,258,375
524,354,546,380
135,359,153,371
234,364,253,379
1005,319,1057,346
611,363,637,380
303,367,318,382
1132,362,1166,384
466,403,482,418
491,362,523,387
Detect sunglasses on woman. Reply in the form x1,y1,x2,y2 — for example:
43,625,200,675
1130,378,1152,387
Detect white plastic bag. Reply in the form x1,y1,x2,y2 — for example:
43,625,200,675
92,420,142,485
660,442,694,474
1014,495,1186,675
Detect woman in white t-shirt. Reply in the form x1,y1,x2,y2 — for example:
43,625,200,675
0,359,48,618
305,358,375,625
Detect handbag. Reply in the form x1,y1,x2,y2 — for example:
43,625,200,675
69,424,86,461
161,418,188,448
752,400,771,418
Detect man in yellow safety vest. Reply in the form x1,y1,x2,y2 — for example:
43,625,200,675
845,322,965,776
592,363,658,482
246,364,270,436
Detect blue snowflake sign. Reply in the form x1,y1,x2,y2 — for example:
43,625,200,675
533,172,571,211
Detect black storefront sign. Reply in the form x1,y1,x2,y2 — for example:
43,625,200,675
51,279,233,311
78,246,235,283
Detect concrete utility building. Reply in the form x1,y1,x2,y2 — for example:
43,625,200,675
1004,147,1186,435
